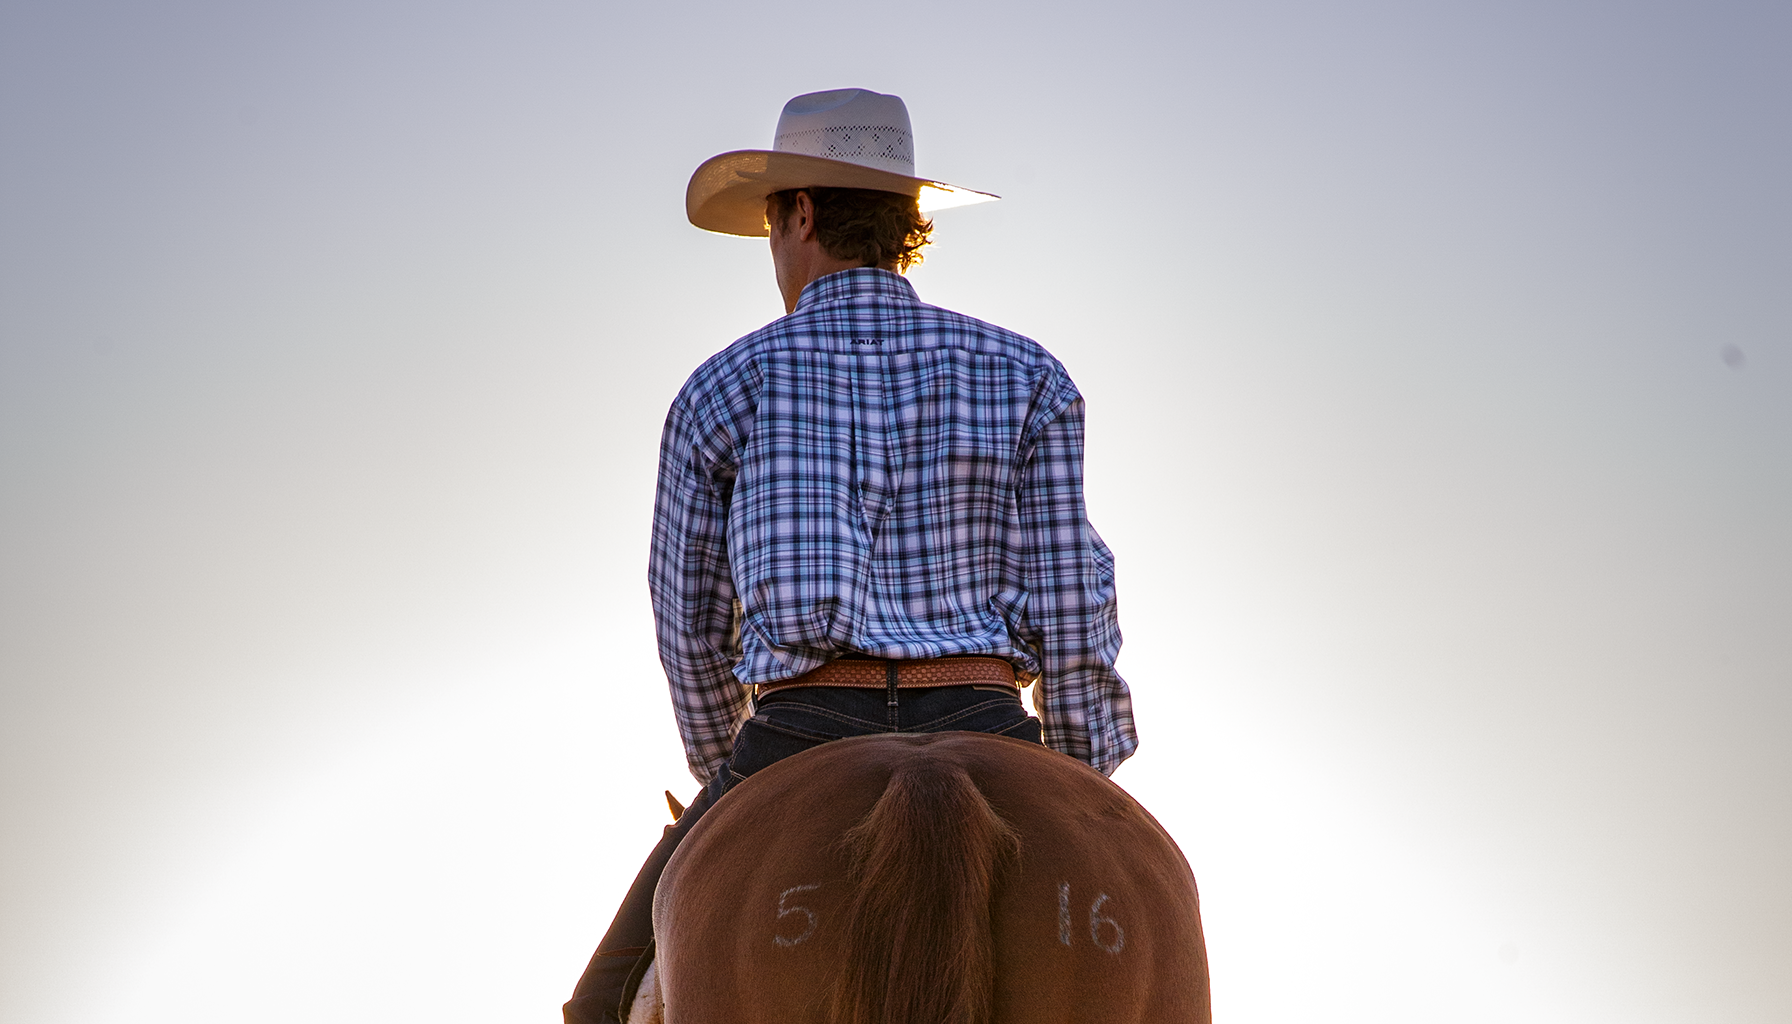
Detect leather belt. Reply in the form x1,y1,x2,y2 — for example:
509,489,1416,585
754,655,1019,698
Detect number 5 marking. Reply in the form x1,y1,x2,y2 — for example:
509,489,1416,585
774,884,821,947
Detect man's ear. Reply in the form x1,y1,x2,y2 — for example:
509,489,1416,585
794,191,818,242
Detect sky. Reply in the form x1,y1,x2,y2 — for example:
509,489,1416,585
1,1,1787,1022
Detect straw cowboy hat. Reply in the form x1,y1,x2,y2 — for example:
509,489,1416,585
686,88,999,237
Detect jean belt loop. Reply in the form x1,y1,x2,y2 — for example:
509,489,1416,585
885,660,900,729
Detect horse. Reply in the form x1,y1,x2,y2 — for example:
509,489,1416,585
637,731,1211,1024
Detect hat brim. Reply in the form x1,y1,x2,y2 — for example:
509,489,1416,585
686,150,999,237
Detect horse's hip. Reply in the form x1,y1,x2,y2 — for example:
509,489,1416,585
652,732,1210,1024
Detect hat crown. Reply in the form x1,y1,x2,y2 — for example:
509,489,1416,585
773,88,915,177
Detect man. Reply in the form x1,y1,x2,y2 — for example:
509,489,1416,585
565,87,1136,1024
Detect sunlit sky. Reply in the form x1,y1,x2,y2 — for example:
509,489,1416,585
2,2,1787,1022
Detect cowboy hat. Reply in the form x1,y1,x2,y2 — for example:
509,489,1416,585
685,88,999,237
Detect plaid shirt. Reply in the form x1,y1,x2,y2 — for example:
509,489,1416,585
650,268,1135,782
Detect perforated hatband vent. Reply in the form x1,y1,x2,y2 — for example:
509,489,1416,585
774,124,914,171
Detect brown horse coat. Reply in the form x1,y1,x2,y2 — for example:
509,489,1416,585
651,732,1210,1024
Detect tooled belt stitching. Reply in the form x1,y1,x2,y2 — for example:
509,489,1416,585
754,656,1017,696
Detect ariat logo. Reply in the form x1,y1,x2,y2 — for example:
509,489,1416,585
851,338,884,346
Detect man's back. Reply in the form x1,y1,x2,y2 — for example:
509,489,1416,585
653,268,1135,782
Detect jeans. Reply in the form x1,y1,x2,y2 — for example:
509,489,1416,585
564,683,1043,1024
718,683,1042,791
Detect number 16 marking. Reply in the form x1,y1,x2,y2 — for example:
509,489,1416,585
1058,882,1125,954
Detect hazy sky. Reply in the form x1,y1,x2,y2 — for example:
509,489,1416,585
2,2,1787,1022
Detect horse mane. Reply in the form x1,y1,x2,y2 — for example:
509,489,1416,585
827,757,1021,1024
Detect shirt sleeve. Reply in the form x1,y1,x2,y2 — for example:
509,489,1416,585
648,394,751,783
1015,387,1138,776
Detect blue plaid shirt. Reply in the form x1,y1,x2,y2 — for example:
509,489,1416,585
650,268,1135,782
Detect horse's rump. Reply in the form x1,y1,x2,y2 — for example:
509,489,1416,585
651,732,1210,1024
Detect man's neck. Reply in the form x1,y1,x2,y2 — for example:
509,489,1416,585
768,192,898,313
778,254,881,314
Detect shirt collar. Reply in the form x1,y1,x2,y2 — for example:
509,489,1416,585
792,267,921,313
